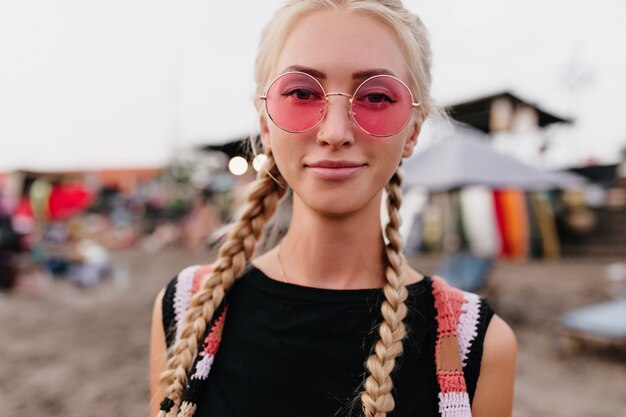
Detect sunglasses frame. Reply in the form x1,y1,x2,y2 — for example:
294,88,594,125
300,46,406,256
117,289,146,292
259,71,421,138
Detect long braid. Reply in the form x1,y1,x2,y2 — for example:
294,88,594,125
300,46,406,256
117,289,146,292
361,168,408,417
157,155,286,417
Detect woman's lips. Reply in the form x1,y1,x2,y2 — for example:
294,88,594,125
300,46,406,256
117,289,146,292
306,161,365,180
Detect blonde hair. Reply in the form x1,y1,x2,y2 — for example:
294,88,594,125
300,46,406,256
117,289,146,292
360,168,408,417
158,1,433,416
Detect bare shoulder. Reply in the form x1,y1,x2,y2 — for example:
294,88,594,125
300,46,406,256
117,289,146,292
485,314,517,356
150,288,167,417
151,287,166,331
472,314,517,417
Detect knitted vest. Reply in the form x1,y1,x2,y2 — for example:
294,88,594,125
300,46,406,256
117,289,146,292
159,266,476,417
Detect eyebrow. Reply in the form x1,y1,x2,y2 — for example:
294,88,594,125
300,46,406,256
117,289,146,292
281,65,327,79
352,68,397,79
280,65,398,80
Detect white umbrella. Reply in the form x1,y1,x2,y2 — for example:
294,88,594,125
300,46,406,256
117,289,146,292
403,129,587,191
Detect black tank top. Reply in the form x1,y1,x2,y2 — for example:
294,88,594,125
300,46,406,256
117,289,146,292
162,265,493,417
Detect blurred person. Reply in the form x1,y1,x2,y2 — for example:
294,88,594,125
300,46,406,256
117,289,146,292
0,209,21,291
141,219,182,253
68,237,111,288
150,2,516,417
182,191,222,251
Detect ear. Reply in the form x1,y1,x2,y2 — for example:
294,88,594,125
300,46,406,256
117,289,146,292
402,120,421,158
259,113,272,154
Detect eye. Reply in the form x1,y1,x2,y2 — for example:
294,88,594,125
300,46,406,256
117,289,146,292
363,92,395,104
355,85,398,106
281,88,324,103
355,91,397,108
283,88,320,101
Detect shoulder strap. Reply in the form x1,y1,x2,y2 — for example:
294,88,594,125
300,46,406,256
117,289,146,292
160,264,230,417
162,264,216,349
431,275,473,417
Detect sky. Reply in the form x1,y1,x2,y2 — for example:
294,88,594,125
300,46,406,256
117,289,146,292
1,0,625,171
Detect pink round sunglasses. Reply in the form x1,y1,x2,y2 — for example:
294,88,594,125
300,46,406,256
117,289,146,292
260,71,421,137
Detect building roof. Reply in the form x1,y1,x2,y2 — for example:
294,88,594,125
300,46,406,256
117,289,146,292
568,163,618,186
446,91,572,133
199,136,257,159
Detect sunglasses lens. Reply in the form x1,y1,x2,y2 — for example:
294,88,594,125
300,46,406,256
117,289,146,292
352,76,414,136
265,73,326,132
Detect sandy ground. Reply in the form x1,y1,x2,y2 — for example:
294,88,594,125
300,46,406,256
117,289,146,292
1,247,625,417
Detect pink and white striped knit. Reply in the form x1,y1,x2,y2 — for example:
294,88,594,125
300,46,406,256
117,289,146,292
191,307,228,380
432,275,481,417
172,265,214,342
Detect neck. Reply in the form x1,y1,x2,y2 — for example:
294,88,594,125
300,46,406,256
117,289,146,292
278,193,388,289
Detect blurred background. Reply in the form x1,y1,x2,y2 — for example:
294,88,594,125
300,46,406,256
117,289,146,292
1,1,625,416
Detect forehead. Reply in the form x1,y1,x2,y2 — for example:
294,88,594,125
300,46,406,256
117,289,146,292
276,9,409,82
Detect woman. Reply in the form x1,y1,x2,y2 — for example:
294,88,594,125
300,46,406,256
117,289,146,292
150,1,517,416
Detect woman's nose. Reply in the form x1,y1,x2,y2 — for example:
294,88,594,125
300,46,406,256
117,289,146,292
316,95,355,148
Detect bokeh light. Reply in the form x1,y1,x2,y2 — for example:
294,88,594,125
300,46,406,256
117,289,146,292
252,154,267,171
228,156,248,176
